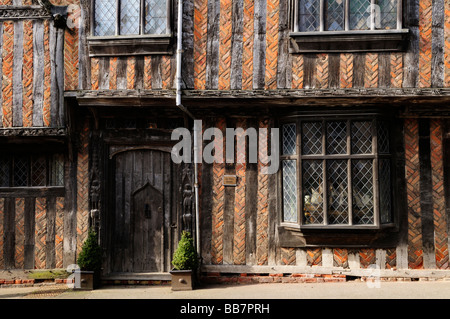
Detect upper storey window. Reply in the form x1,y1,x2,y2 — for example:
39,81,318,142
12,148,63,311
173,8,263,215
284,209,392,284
295,0,401,32
88,0,172,56
94,0,169,36
289,0,408,53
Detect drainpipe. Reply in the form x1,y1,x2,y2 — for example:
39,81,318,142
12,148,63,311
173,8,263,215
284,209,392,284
175,0,200,260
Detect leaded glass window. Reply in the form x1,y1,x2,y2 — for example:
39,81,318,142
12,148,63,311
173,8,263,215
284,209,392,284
281,117,393,228
94,0,169,36
0,154,64,188
294,0,401,32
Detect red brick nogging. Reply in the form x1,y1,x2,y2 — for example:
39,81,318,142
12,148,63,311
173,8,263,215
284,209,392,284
0,278,75,288
200,273,347,284
200,273,450,284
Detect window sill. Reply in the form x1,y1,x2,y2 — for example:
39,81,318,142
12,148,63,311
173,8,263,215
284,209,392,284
87,35,173,57
289,29,409,53
278,224,398,248
0,187,65,197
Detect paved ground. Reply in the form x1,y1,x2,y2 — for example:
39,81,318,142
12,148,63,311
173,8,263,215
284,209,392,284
1,281,450,299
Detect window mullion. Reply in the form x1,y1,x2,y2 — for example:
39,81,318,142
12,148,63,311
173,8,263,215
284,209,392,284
370,0,375,30
294,0,299,32
347,158,353,226
320,0,325,32
397,0,402,30
322,159,328,226
297,120,302,225
344,0,350,31
140,0,145,35
116,0,120,35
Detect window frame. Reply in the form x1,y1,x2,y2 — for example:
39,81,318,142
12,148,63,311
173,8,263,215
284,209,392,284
0,152,65,190
289,0,409,53
279,113,395,231
87,0,173,57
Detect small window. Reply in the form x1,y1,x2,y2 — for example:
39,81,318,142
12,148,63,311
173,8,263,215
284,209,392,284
294,0,401,32
0,153,64,188
94,0,170,36
289,0,408,52
281,116,393,228
89,0,173,56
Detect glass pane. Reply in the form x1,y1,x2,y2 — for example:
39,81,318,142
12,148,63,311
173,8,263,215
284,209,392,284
303,160,324,224
350,0,370,30
377,0,397,30
50,154,65,187
94,0,117,36
283,160,298,223
31,156,46,187
327,160,349,224
299,0,320,32
352,160,374,225
14,156,29,187
326,0,344,31
377,120,390,154
351,121,373,154
327,121,347,154
379,159,392,223
120,0,141,35
282,124,297,155
302,122,323,155
145,0,168,34
0,157,10,187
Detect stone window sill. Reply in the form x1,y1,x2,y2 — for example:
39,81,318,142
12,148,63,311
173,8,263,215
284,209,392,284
87,35,173,57
289,29,409,53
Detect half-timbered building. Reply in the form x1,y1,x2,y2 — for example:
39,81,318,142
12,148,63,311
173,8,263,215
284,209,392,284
1,0,450,282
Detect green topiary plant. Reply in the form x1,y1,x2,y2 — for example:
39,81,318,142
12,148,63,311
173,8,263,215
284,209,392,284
172,231,198,271
77,229,102,272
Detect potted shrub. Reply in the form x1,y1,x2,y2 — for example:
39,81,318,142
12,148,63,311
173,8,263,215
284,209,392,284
76,229,102,290
170,231,198,291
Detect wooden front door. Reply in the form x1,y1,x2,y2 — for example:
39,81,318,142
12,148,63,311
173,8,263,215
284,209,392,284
110,149,178,273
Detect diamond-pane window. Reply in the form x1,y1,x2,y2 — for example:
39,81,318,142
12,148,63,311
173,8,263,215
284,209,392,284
94,0,169,36
350,0,370,30
377,0,397,30
282,117,392,229
299,0,320,31
326,0,344,31
283,124,297,155
351,121,373,154
94,0,116,36
50,154,65,187
379,159,392,223
327,121,347,154
303,160,324,224
378,120,390,154
0,157,10,187
31,156,46,187
327,160,348,224
302,122,323,155
0,154,64,188
352,160,374,225
145,0,168,34
14,157,29,187
283,160,298,223
295,0,400,32
120,0,140,35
